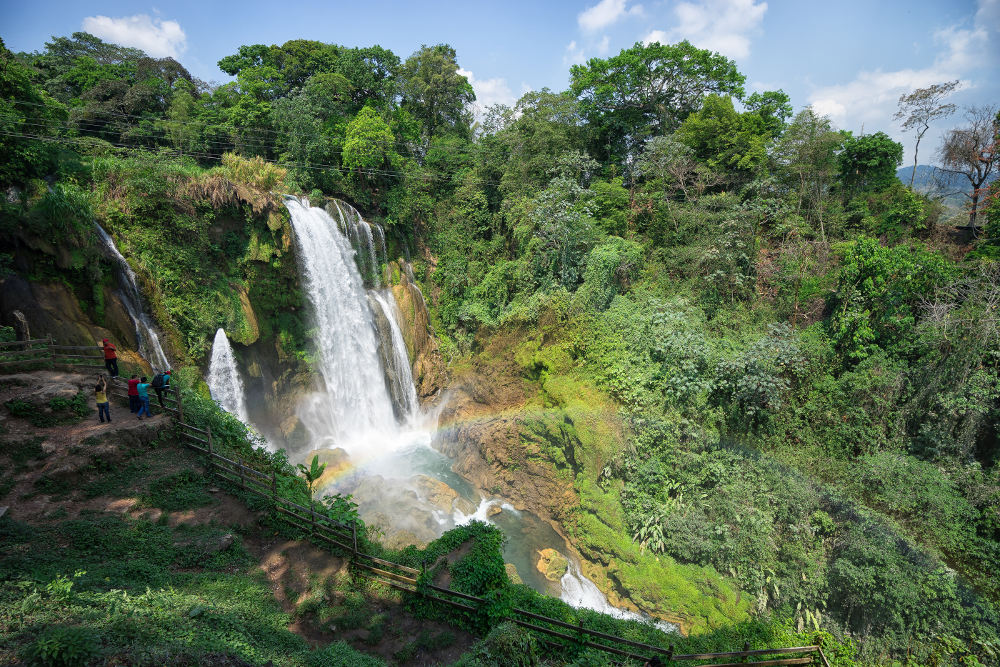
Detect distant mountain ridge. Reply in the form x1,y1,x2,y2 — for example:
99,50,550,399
897,165,997,208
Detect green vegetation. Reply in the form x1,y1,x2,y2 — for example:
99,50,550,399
0,427,383,667
1,25,999,666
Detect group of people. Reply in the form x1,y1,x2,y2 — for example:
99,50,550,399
95,338,172,423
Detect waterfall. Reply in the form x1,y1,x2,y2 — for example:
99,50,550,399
94,224,170,370
370,290,419,419
207,328,250,422
285,197,405,457
326,200,387,288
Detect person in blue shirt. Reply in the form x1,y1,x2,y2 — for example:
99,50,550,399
136,376,152,420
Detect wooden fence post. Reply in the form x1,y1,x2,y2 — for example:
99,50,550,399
206,424,214,477
47,335,54,366
271,469,278,507
238,457,245,490
352,522,358,559
665,644,674,666
175,387,184,424
742,641,750,663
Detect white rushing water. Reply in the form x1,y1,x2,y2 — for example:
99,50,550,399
94,224,170,369
561,562,679,633
285,197,409,458
207,328,250,422
370,290,419,420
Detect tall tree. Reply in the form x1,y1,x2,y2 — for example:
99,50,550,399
676,94,771,180
400,44,474,142
773,108,845,241
938,105,1000,234
569,40,745,167
838,131,903,195
743,89,793,139
893,80,960,187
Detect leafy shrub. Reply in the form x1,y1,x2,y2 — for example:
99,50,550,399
587,295,711,411
453,621,539,667
829,237,954,364
575,236,643,311
23,625,99,667
710,324,806,432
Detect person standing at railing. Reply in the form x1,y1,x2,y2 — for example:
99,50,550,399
136,376,152,420
127,374,140,413
100,338,119,378
95,375,111,423
152,369,171,407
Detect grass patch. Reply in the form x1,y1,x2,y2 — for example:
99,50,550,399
142,469,213,511
4,391,89,427
0,512,386,666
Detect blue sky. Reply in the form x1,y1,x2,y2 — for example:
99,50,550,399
3,0,998,164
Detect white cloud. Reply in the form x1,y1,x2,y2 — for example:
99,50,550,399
976,0,1000,30
564,40,586,66
82,14,186,59
806,5,994,166
652,0,768,60
597,35,611,55
578,0,643,32
458,68,517,121
807,23,986,133
642,29,669,46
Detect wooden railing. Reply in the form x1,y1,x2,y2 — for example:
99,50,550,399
0,338,832,666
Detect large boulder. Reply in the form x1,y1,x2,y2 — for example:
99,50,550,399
536,548,569,582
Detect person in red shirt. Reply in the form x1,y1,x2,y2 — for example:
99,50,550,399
127,374,140,413
101,338,118,377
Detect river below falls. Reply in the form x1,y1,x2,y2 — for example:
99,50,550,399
317,438,678,633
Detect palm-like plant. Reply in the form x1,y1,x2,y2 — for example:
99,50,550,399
296,455,327,512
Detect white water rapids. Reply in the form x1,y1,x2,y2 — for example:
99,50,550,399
207,328,250,423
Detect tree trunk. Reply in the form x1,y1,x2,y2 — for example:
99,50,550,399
970,189,980,236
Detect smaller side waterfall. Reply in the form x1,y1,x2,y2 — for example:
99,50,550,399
94,224,170,370
369,290,419,420
207,328,250,422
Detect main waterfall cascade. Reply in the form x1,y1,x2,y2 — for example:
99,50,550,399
94,223,170,370
207,328,250,423
284,197,418,458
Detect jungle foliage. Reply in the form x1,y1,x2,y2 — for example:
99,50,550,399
1,27,999,666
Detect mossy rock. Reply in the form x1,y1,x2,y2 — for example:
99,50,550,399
535,548,568,582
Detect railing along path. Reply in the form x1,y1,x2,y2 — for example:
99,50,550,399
0,339,832,666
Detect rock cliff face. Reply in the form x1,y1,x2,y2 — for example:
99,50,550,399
431,349,579,525
389,262,446,401
239,333,314,453
0,275,149,372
